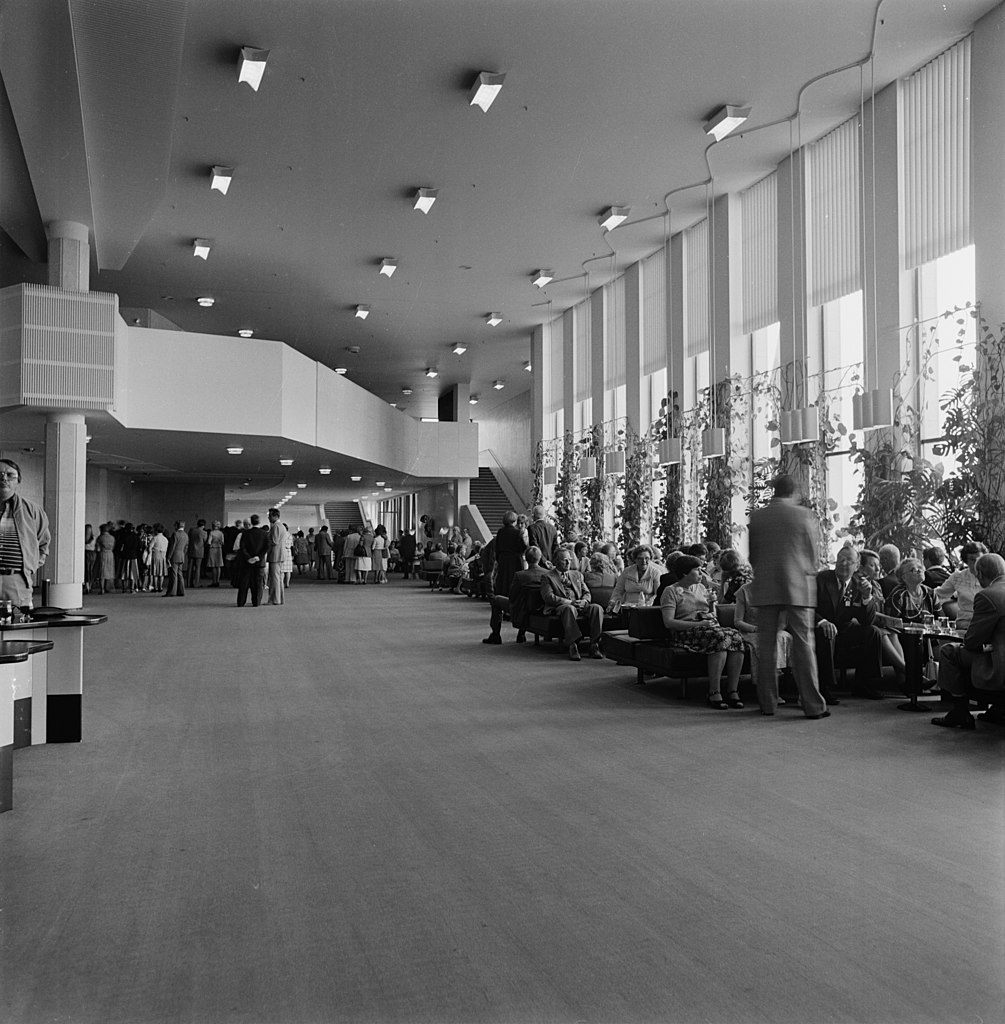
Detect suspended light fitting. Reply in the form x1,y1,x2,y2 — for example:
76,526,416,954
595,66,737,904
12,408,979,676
598,206,629,231
379,258,398,277
210,166,233,195
413,188,438,214
279,458,294,466
452,343,467,355
531,269,553,288
238,47,269,91
703,105,751,142
192,239,212,260
196,296,215,307
237,328,253,338
486,313,503,327
492,379,505,390
226,446,243,455
468,71,506,112
319,467,331,475
354,305,370,320
523,360,532,372
469,394,479,405
350,475,362,482
425,368,438,378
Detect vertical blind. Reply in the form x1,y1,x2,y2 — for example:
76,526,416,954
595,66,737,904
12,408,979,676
574,298,591,402
806,114,861,307
604,275,626,388
546,314,564,413
899,35,971,269
741,172,778,332
684,220,709,357
642,246,667,374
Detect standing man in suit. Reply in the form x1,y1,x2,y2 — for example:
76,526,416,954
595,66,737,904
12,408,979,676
527,506,559,567
399,529,417,579
163,521,188,596
493,511,528,600
186,519,207,588
482,545,550,645
266,509,287,606
816,546,885,699
748,474,829,718
540,548,604,661
932,553,1005,730
314,525,334,580
237,514,269,607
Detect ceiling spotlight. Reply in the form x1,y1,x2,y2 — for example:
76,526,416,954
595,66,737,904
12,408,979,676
319,467,331,475
598,206,629,231
532,269,553,288
334,367,348,374
420,417,438,423
279,458,294,466
486,313,503,327
196,296,215,307
210,166,233,195
384,487,393,492
379,258,398,277
413,188,439,214
226,446,244,455
238,328,253,338
469,395,479,405
238,46,269,91
389,402,398,408
523,360,532,372
192,238,212,260
493,379,505,390
468,71,506,113
372,491,380,496
452,343,467,355
375,481,385,486
425,367,438,378
297,482,307,488
355,304,370,319
703,104,751,142
401,387,413,395
350,475,362,482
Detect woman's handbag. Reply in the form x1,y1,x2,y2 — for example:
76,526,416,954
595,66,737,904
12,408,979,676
353,542,367,558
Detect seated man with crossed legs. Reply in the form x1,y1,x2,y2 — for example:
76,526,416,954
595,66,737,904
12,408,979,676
540,547,605,661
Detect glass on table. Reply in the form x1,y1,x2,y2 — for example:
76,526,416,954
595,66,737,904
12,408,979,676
937,615,951,632
922,612,935,630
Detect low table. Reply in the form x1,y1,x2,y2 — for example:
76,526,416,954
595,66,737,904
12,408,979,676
0,639,55,812
897,624,965,712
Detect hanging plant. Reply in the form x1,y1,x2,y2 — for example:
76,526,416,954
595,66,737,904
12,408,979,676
578,424,606,546
552,431,582,541
614,427,650,554
697,378,733,547
531,442,545,507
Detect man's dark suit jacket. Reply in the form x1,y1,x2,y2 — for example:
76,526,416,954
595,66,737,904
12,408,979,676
493,524,527,596
508,565,550,628
816,570,878,629
527,519,558,562
240,528,269,562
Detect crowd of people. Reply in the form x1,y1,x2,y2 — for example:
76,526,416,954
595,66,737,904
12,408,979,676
467,485,1004,732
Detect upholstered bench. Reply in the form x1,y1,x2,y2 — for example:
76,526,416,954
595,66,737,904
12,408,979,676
522,584,626,648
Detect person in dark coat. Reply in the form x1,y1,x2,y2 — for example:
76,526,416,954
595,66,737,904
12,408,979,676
398,529,417,578
526,505,559,566
482,546,549,644
493,511,527,598
237,514,269,607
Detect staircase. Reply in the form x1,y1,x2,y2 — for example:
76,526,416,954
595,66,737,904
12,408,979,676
324,501,364,533
469,467,514,533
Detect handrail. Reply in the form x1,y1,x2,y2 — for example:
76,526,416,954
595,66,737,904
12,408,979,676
478,449,528,511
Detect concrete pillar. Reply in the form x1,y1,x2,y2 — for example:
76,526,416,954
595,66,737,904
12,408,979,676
666,234,685,415
530,325,545,462
624,261,643,437
711,192,743,383
562,307,575,434
590,286,606,429
43,414,87,610
777,150,808,409
46,221,89,292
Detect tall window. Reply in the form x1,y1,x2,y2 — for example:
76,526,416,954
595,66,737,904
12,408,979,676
604,276,626,425
573,298,592,433
642,246,667,429
544,316,564,440
683,220,709,408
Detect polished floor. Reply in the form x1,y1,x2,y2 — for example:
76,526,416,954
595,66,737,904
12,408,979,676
1,575,1003,1024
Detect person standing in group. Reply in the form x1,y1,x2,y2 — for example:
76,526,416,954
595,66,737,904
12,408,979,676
527,505,559,566
266,509,287,605
117,522,142,594
372,524,389,583
205,520,225,587
186,519,207,588
343,524,361,584
399,528,417,579
83,523,96,594
148,523,168,592
747,474,829,719
164,521,188,597
95,522,116,594
314,525,335,580
0,458,50,610
223,520,242,583
237,514,268,607
281,522,294,588
493,511,528,600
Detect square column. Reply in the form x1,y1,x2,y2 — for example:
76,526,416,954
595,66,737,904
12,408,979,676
44,413,87,610
624,261,643,437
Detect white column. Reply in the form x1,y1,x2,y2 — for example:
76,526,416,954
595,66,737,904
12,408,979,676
712,192,743,382
530,325,545,460
43,413,87,610
46,221,89,292
562,307,575,433
666,234,685,414
624,261,643,437
777,150,807,408
590,286,606,428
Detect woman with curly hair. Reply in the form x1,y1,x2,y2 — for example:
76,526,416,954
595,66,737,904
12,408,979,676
717,548,754,604
659,554,746,709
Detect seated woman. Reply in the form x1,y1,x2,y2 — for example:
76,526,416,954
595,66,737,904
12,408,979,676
600,542,625,575
659,554,746,710
734,581,792,704
935,540,987,630
440,544,467,592
584,550,618,592
465,541,487,597
717,548,754,604
573,541,591,574
886,557,940,623
607,544,663,614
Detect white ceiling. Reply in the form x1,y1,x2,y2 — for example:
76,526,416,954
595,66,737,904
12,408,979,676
0,0,999,504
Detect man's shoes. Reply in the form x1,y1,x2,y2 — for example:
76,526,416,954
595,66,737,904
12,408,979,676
481,635,502,645
568,643,582,662
979,706,1005,726
820,690,841,706
588,643,603,659
804,710,831,720
931,709,975,730
515,631,527,644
